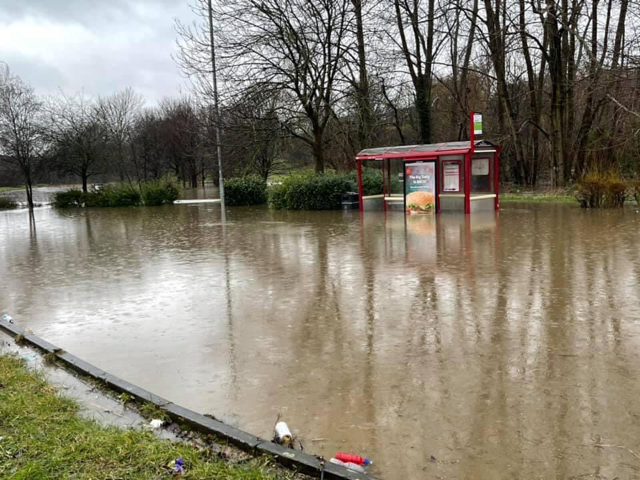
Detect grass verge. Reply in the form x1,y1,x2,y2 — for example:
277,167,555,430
500,192,576,204
0,354,287,479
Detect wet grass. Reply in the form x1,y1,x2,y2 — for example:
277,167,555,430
0,354,290,479
0,186,21,193
500,192,576,204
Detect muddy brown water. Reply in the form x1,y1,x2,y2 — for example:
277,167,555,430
2,199,640,479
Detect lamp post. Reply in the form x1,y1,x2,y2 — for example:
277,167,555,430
207,0,224,207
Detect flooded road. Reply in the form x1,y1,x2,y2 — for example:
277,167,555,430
2,201,640,479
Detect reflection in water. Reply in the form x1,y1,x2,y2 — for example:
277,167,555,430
1,204,640,479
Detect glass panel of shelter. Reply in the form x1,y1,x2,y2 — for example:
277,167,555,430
471,154,493,193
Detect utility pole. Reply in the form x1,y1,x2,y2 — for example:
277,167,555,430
207,0,225,206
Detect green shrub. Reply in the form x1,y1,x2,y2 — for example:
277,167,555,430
99,184,142,207
344,168,384,196
0,196,18,209
224,175,268,206
83,190,110,207
269,172,354,210
54,179,179,209
141,177,181,206
53,189,85,208
576,170,626,208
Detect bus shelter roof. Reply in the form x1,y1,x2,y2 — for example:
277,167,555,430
356,140,496,161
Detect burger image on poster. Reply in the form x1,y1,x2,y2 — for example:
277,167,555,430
406,191,435,214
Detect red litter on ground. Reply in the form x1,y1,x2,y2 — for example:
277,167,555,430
335,452,372,466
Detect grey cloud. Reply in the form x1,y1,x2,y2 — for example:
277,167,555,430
0,0,196,104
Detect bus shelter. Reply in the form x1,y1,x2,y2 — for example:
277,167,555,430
355,139,500,214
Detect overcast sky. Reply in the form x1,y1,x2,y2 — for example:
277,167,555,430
0,0,197,105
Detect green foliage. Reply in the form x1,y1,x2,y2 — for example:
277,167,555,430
269,172,355,210
97,184,142,207
344,168,384,196
54,179,181,209
576,170,627,208
225,175,268,206
53,189,85,208
0,196,18,209
269,169,388,210
43,352,57,365
141,177,181,206
269,169,389,210
139,402,170,422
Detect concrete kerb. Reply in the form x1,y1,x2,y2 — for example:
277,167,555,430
0,318,372,480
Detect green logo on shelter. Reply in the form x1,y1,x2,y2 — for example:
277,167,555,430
473,113,483,135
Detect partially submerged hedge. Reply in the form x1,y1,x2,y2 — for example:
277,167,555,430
224,175,267,206
141,178,181,206
269,172,354,210
346,168,384,197
575,171,626,209
54,178,180,208
269,169,384,210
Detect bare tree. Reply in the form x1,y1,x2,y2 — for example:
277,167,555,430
159,97,205,187
131,108,168,181
176,0,353,173
223,91,285,180
0,65,47,209
47,92,107,192
350,0,374,147
96,87,144,182
390,0,442,144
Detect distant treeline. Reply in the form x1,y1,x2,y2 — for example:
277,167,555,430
2,0,640,209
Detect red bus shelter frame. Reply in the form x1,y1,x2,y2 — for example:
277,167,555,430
355,112,500,214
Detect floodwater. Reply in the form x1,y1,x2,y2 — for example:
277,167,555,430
2,198,640,479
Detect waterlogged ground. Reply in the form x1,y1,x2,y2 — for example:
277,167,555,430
2,197,640,479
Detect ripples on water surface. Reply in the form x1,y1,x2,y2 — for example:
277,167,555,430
2,200,640,479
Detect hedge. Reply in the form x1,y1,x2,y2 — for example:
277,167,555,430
53,178,180,208
269,172,353,210
224,175,268,206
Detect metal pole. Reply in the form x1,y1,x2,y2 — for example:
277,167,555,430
207,0,225,207
464,111,474,214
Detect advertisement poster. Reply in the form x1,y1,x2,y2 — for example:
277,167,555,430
443,162,460,192
405,162,436,214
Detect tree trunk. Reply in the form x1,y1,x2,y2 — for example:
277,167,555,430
546,0,565,186
415,76,432,144
352,0,373,147
25,180,34,210
483,0,526,184
573,0,600,176
519,0,540,185
312,126,325,173
82,173,88,193
381,82,406,145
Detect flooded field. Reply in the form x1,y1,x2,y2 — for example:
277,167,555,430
2,200,640,479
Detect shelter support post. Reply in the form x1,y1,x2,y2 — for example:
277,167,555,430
495,146,501,211
464,153,471,214
357,160,363,212
465,111,475,214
